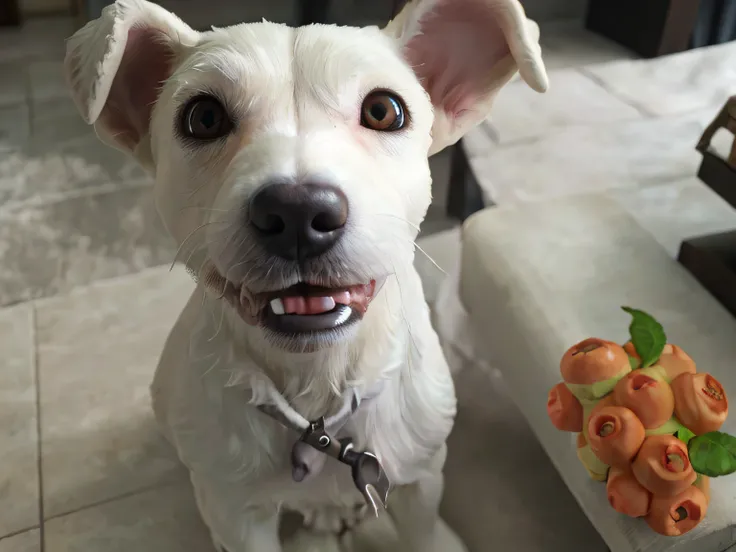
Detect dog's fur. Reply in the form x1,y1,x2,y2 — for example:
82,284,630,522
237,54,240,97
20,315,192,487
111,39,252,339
64,1,547,550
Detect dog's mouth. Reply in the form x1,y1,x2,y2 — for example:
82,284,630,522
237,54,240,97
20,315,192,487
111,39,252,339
202,262,378,334
260,281,376,334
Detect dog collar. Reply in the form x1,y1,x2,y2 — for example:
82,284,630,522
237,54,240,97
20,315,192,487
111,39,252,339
256,380,391,517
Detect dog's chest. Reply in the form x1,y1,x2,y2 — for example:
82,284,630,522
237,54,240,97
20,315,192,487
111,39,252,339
173,363,453,506
160,297,457,505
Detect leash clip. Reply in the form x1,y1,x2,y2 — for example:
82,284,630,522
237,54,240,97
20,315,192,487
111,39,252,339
301,417,391,516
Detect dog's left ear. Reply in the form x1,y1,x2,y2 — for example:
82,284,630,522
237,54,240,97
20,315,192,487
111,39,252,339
385,0,548,154
64,0,199,155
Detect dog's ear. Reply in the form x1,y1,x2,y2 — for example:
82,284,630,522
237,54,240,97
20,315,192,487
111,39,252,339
64,0,199,154
385,0,547,154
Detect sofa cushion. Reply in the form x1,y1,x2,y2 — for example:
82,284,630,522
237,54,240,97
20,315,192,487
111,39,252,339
458,195,736,552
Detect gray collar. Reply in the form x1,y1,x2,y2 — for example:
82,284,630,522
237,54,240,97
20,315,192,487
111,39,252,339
255,379,391,516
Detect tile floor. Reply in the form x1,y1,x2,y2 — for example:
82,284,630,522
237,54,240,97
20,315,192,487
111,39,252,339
2,10,732,552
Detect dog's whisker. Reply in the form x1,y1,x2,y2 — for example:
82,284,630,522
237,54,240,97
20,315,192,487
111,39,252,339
370,212,422,233
223,254,255,288
182,234,223,270
185,178,212,200
200,355,222,379
413,241,446,275
209,303,228,342
170,220,228,270
387,262,420,367
179,205,235,214
359,222,446,276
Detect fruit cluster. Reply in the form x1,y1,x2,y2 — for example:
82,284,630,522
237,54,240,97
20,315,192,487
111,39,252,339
547,332,729,537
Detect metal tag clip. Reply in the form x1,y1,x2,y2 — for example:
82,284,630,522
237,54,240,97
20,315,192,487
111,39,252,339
301,417,391,516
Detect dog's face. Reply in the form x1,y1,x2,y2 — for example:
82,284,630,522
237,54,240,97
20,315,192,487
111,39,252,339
65,0,546,352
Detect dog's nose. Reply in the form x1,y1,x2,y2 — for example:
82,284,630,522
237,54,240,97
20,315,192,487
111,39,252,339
249,182,349,260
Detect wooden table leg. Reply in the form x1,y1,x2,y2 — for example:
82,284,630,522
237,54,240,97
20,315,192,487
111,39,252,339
678,230,736,319
446,140,487,222
0,0,21,26
299,0,331,25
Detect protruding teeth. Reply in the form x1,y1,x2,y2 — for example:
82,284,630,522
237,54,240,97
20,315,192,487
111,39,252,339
313,296,336,312
270,298,285,315
332,291,350,305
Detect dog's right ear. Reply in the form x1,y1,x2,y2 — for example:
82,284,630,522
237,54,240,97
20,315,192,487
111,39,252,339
64,0,199,154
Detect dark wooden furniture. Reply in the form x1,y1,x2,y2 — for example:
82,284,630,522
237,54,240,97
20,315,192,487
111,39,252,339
447,143,486,222
298,0,331,25
678,97,736,318
0,0,21,26
586,0,702,58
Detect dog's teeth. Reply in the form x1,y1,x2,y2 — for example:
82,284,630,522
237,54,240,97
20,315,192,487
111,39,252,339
314,296,336,312
270,298,285,315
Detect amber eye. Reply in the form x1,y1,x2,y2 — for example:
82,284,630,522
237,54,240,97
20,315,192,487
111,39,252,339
180,95,233,140
361,91,406,131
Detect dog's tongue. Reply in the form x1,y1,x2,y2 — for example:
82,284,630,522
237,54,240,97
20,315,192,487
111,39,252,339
278,284,374,315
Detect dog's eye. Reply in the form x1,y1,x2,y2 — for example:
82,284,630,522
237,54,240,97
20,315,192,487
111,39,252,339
180,95,233,140
361,91,406,131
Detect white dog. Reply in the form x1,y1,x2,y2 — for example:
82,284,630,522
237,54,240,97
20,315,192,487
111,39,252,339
64,1,547,550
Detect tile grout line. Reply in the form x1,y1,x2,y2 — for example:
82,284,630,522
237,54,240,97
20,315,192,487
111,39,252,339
575,66,657,119
43,479,184,523
31,305,46,552
24,58,34,141
0,525,42,542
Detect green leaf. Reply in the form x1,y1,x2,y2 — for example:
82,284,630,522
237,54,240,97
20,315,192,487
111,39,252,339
676,427,695,445
621,307,667,368
687,431,736,477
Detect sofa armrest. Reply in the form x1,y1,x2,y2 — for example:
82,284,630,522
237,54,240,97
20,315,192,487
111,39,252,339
458,194,736,552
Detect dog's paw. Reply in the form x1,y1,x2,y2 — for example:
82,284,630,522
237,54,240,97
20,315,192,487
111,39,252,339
210,534,229,552
300,504,367,534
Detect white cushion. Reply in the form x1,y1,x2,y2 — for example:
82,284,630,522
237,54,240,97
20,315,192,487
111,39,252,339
458,195,736,552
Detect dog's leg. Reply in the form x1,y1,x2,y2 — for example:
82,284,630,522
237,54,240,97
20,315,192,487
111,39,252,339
207,506,281,552
191,475,282,552
387,445,467,552
299,502,367,534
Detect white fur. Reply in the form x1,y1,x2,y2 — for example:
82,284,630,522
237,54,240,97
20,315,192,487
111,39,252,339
64,1,546,550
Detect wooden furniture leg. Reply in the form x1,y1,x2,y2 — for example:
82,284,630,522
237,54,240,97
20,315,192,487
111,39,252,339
678,98,736,319
298,0,331,25
446,141,487,222
586,0,702,58
0,0,21,26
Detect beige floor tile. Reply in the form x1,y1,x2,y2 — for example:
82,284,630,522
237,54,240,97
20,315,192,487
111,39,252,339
0,18,74,64
442,365,606,552
586,41,736,117
609,177,736,257
28,61,67,104
0,529,41,552
30,97,92,151
0,62,26,107
44,484,214,552
0,103,30,153
487,68,644,145
538,19,637,70
36,266,196,517
469,108,710,205
0,304,39,538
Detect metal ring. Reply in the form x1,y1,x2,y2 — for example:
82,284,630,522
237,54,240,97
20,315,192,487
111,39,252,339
318,435,330,447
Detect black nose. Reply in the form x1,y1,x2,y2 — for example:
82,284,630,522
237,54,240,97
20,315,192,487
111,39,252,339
249,182,349,260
